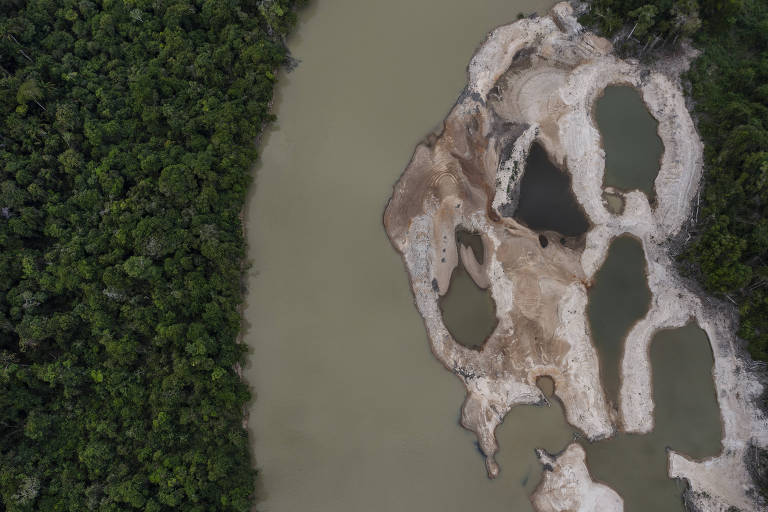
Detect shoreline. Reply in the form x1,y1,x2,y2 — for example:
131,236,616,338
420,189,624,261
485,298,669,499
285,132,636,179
383,3,767,510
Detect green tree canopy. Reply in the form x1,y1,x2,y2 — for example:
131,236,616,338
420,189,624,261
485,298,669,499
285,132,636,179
0,1,304,510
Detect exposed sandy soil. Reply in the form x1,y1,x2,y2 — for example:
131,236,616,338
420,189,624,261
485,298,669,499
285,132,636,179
531,443,622,512
383,2,768,510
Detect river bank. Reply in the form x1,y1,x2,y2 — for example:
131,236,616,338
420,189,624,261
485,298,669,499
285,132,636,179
242,1,569,511
383,3,768,510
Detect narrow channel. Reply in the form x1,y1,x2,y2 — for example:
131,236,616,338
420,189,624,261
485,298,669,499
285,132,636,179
439,231,497,349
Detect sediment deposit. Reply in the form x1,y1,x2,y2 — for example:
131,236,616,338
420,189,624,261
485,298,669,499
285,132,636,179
383,2,767,510
531,443,622,512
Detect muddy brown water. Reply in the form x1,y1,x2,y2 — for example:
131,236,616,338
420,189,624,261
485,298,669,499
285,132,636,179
595,86,664,196
582,324,723,512
243,2,721,510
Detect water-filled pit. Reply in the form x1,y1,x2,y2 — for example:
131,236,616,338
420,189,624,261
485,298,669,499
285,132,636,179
595,85,664,196
439,231,497,349
582,324,722,511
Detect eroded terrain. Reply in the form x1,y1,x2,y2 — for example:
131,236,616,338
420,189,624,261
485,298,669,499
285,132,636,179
383,3,768,510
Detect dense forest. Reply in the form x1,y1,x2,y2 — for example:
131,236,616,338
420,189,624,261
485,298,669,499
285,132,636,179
582,0,768,361
0,0,302,510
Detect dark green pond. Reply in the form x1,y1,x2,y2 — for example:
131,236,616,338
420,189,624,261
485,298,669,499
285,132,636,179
587,236,651,406
439,231,496,349
595,86,664,196
582,324,723,511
